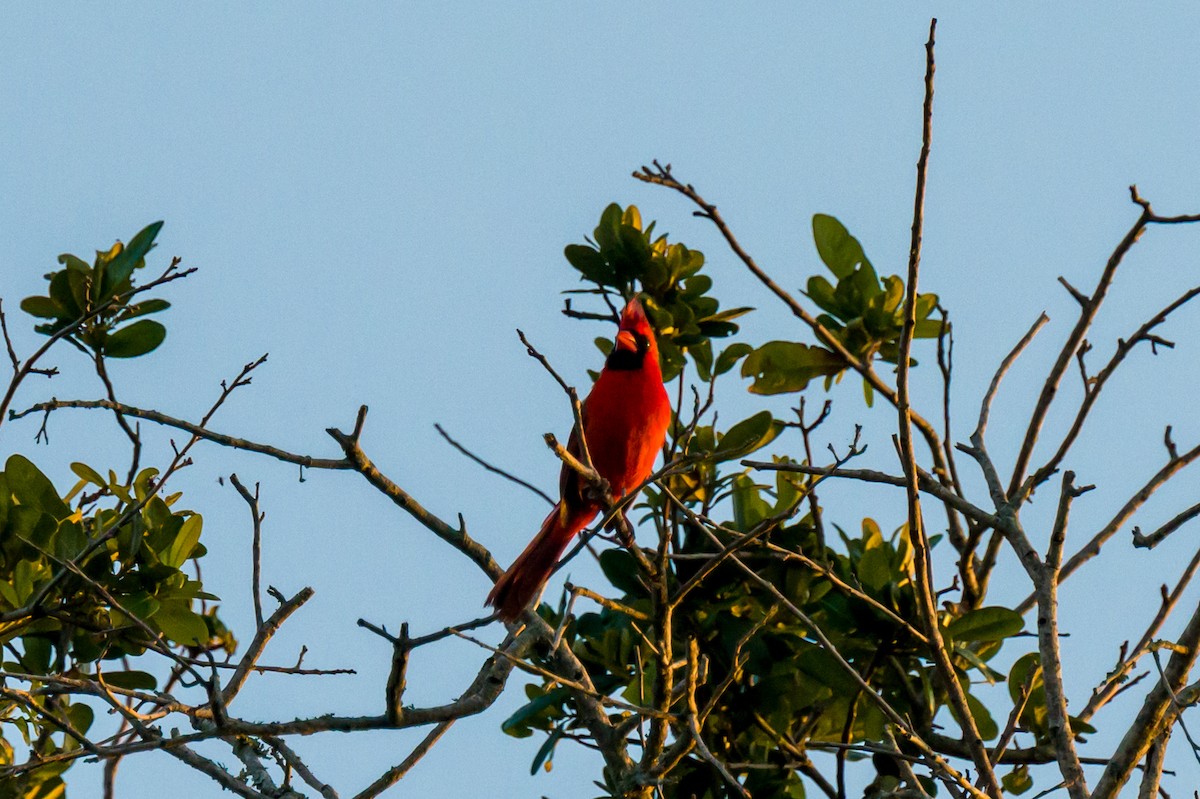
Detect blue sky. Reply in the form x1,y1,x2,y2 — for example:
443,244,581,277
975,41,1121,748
3,4,1200,797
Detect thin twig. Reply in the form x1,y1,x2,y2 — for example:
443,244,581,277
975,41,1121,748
11,398,351,470
517,328,594,472
351,722,455,799
1132,500,1200,550
973,313,1051,446
1083,544,1200,721
262,737,339,799
1007,187,1200,506
434,423,554,505
230,474,265,628
893,21,1000,799
685,638,749,798
1030,284,1200,494
326,406,502,581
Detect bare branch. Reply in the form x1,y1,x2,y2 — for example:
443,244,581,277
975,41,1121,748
1007,188,1200,505
11,397,352,470
973,313,1050,446
1137,735,1170,799
1030,284,1200,494
517,328,594,473
890,22,1000,797
1053,437,1200,594
1034,472,1090,798
326,406,502,581
684,638,749,798
262,737,339,799
230,474,266,628
743,460,1000,537
1093,597,1200,796
352,722,454,799
219,588,314,706
1132,500,1200,550
385,623,411,724
434,422,554,505
1083,543,1200,722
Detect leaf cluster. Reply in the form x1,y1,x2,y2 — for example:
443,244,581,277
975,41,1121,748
510,460,1031,796
20,222,170,359
0,455,231,796
564,204,752,380
742,215,943,404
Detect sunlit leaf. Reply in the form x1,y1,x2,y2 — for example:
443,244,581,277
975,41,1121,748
946,606,1024,643
101,221,163,296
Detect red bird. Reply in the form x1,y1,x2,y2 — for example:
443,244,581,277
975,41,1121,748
487,297,671,622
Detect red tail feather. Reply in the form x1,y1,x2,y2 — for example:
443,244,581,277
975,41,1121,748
487,503,595,621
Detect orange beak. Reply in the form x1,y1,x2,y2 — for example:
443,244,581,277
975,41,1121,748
615,330,638,352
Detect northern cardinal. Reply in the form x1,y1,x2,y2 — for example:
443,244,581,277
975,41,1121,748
487,297,671,622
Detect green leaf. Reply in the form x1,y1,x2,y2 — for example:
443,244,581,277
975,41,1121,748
564,244,612,284
70,462,107,487
48,270,82,318
856,546,893,592
0,580,19,608
806,275,842,317
946,606,1024,643
741,341,845,395
66,267,91,316
53,519,87,561
713,411,780,462
1002,765,1033,795
121,592,161,623
914,317,944,338
812,214,870,280
65,702,94,735
964,691,998,740
955,643,1006,684
58,253,90,272
104,319,166,358
118,298,171,321
25,776,66,799
702,306,754,324
502,686,570,738
690,338,713,382
102,221,163,296
731,475,772,530
21,636,52,673
714,342,753,376
530,726,566,774
599,549,642,595
594,203,623,252
159,514,202,568
19,296,63,319
6,455,71,520
1008,652,1043,701
151,603,208,647
681,274,712,298
11,506,57,552
101,670,158,690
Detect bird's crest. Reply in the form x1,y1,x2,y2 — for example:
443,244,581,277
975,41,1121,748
620,296,652,332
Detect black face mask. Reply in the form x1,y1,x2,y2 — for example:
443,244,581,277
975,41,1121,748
605,332,649,371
